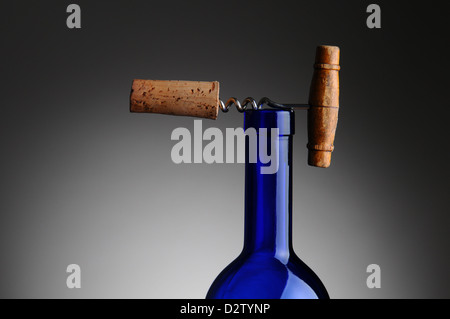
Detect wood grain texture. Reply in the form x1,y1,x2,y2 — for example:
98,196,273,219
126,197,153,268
307,45,340,168
130,79,220,120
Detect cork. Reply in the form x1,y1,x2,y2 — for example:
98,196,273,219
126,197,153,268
130,79,220,120
307,45,340,168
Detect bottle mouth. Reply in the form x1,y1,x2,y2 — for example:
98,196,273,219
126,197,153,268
244,109,295,136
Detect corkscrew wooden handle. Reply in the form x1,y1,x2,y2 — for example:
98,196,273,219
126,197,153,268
130,79,220,120
307,45,340,168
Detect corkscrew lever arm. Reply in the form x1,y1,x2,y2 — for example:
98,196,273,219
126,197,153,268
260,99,310,111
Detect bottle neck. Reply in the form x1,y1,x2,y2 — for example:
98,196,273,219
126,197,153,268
243,110,294,263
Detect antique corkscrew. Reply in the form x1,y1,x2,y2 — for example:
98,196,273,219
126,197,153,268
130,45,340,168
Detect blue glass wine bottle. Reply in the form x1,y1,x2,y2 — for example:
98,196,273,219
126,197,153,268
206,109,329,299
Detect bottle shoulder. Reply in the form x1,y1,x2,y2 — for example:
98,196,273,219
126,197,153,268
206,252,329,299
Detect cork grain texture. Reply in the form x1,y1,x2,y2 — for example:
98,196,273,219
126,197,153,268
130,79,220,120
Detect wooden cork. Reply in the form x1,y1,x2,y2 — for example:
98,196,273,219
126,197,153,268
130,79,220,120
307,45,340,168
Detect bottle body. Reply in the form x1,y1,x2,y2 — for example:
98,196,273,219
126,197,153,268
206,251,328,299
206,109,328,299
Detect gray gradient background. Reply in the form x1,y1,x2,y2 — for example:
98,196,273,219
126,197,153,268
0,0,449,298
